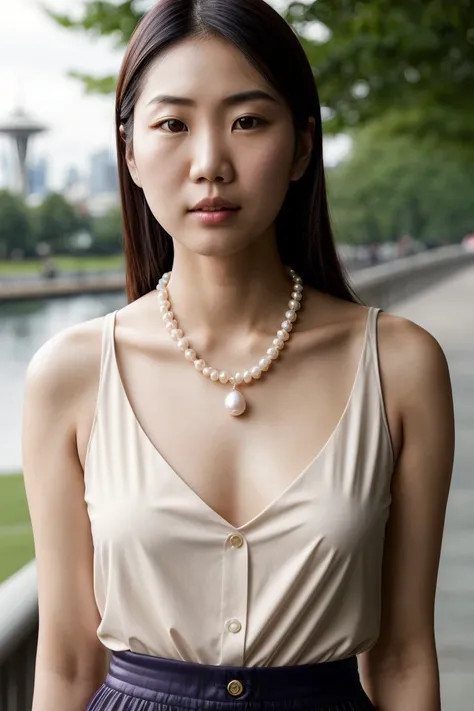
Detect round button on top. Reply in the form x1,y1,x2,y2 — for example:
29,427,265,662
230,534,244,548
227,618,242,634
227,679,244,697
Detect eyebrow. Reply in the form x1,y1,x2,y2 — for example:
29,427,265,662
146,90,278,109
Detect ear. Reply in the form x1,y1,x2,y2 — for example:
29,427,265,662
290,117,316,182
119,125,142,188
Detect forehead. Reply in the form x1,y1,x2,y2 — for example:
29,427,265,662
138,35,277,107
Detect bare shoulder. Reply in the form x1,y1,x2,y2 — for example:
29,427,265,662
376,311,452,405
25,314,106,410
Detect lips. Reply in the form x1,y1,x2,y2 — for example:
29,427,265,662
190,197,240,212
193,207,238,212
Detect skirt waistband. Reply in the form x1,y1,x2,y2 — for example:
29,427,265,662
105,650,366,707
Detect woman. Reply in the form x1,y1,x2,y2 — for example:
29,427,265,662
23,1,454,710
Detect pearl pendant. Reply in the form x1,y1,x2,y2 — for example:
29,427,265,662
225,389,247,417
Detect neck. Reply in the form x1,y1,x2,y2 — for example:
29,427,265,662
166,240,293,351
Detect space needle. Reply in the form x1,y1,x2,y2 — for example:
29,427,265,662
0,107,48,196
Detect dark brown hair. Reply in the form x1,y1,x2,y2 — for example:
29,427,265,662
116,0,358,304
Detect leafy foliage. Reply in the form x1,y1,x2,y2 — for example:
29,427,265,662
285,0,474,143
328,128,474,245
0,191,34,258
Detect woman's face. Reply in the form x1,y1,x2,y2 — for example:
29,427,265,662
125,35,313,259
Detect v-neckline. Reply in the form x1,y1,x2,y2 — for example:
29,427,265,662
108,308,372,532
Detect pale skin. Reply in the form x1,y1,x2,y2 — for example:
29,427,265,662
23,36,454,711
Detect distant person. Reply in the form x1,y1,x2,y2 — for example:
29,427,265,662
22,2,454,711
462,233,474,252
40,257,58,279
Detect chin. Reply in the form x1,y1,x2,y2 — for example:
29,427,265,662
181,232,255,259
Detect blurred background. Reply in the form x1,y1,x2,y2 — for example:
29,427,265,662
0,1,473,709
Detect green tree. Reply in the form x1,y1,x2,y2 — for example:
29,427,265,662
286,0,474,146
328,129,474,245
0,191,35,259
90,207,124,254
32,193,84,254
44,0,147,94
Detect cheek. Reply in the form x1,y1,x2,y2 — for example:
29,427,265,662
132,133,185,223
244,135,294,191
240,136,295,217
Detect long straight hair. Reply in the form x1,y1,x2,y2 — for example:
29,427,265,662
116,0,358,304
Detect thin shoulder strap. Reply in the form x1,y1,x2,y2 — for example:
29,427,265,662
366,307,382,372
365,307,394,464
83,310,118,473
101,310,117,372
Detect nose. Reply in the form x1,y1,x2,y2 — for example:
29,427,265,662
189,129,234,184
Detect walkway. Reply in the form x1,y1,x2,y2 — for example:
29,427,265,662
393,264,474,711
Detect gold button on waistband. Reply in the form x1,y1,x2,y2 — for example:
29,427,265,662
230,534,244,548
227,618,242,634
227,679,244,697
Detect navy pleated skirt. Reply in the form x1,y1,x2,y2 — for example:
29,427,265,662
86,650,375,710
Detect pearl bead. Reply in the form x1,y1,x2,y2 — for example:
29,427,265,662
294,283,303,293
293,276,303,284
158,292,168,303
225,389,246,417
194,359,205,371
185,349,196,361
160,300,171,310
159,303,168,314
243,370,253,384
202,366,212,377
273,338,285,350
285,310,297,322
267,346,279,360
281,320,293,332
171,328,184,340
291,291,303,301
163,311,174,322
210,369,220,381
251,366,262,379
169,320,178,330
177,338,189,350
290,300,301,311
219,371,229,384
234,373,244,384
259,357,271,371
277,329,290,342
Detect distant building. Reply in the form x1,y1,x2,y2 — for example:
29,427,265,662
0,149,9,189
27,157,48,196
90,149,118,197
0,107,48,195
64,165,81,191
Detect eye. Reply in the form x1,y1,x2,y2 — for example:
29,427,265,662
156,119,187,133
234,116,266,130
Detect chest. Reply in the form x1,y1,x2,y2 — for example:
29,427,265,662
96,327,387,530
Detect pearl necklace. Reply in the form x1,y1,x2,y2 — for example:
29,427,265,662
156,269,304,416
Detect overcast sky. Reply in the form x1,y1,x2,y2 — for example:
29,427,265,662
0,0,348,191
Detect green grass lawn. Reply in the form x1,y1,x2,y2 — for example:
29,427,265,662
0,474,35,583
0,255,124,275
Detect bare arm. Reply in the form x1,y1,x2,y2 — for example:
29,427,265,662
359,319,455,710
22,323,108,710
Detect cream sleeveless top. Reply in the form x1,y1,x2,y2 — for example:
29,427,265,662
84,307,394,667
